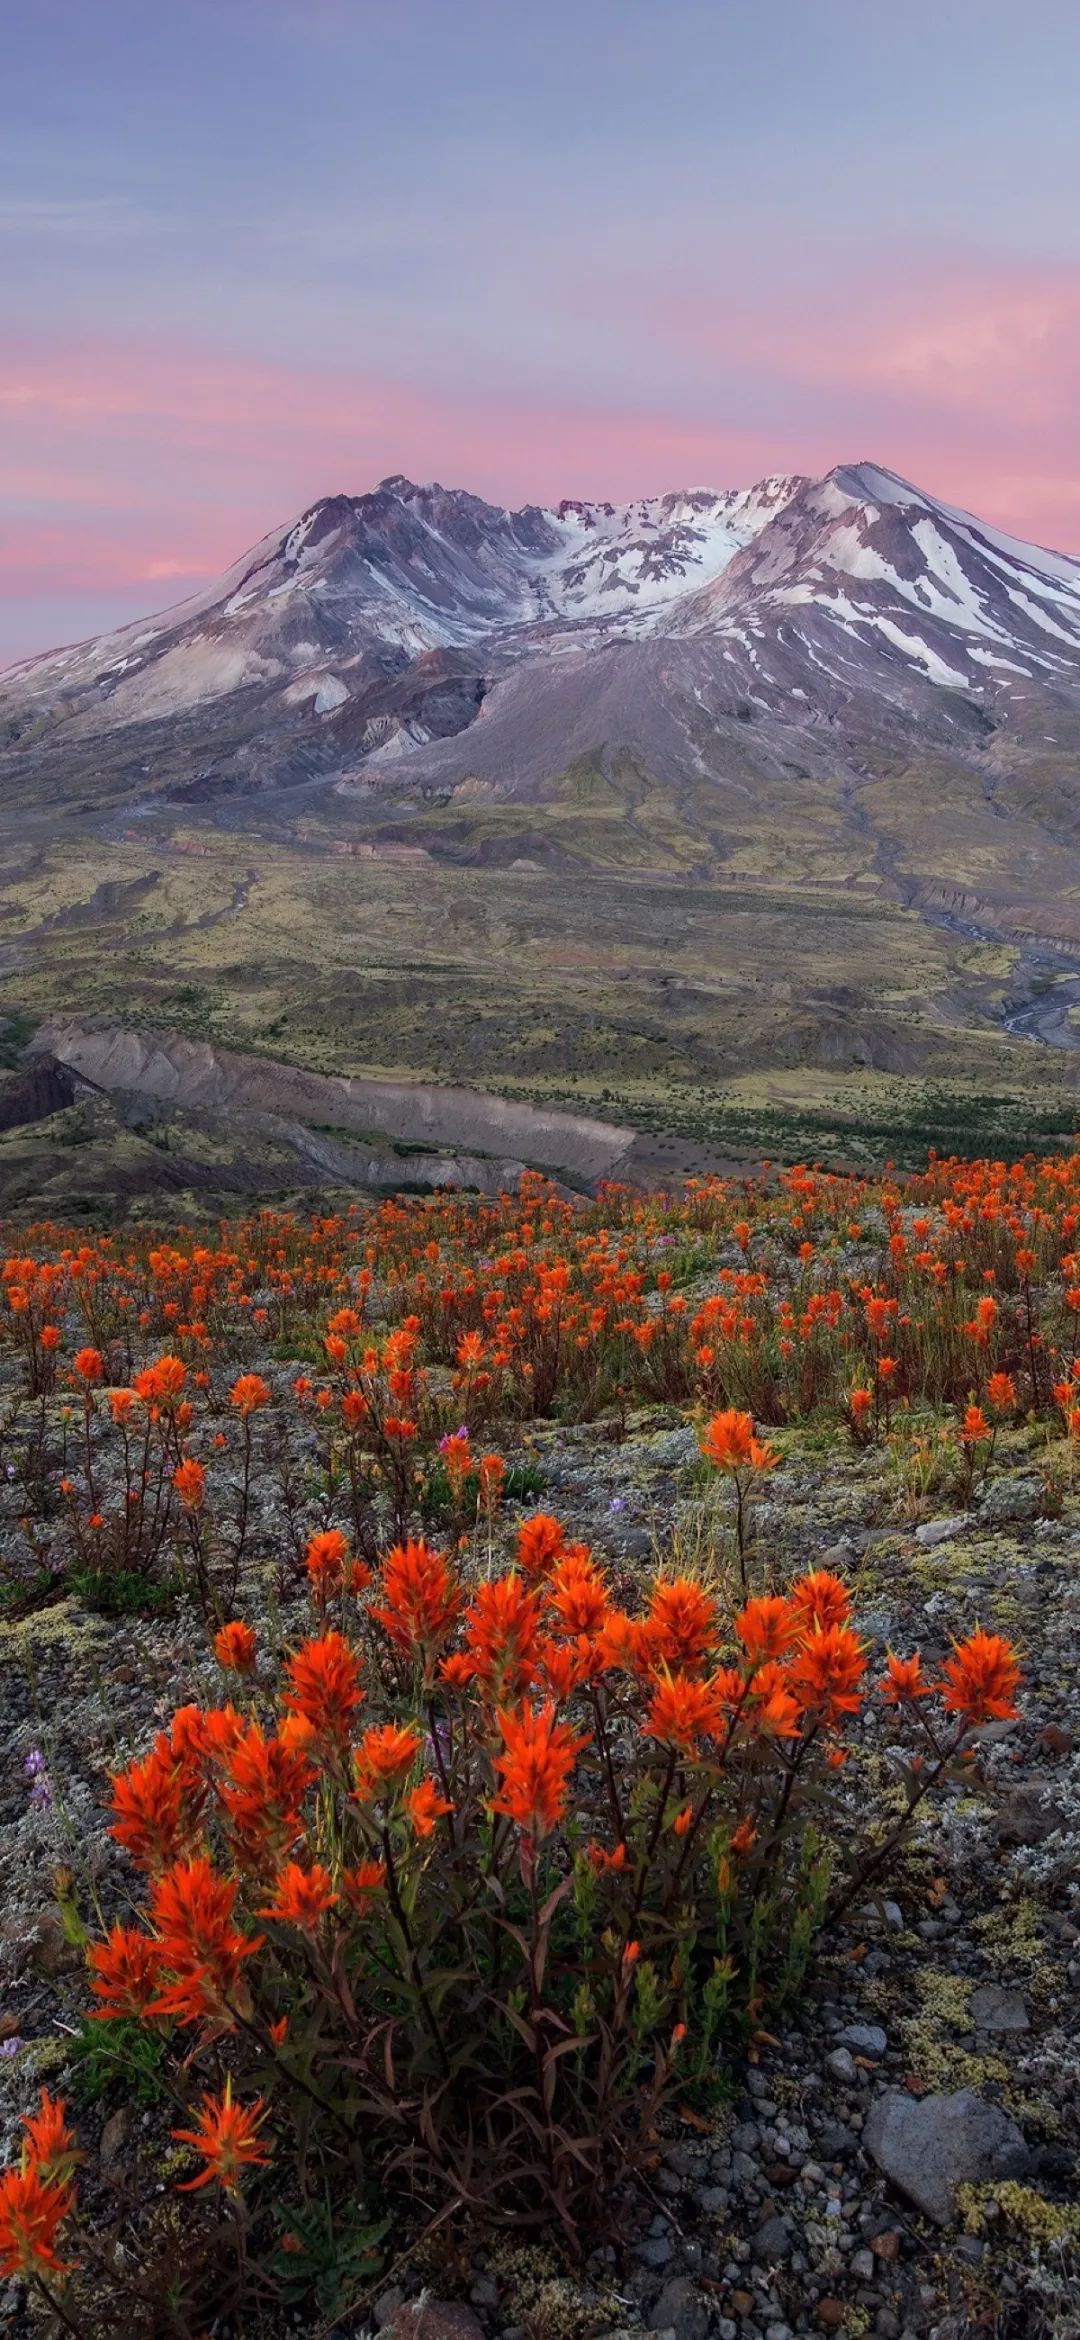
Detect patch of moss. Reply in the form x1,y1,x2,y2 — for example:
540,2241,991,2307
958,2180,1080,2246
900,1970,1012,2089
0,1595,105,1658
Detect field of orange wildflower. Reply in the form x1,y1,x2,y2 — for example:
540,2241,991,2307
1,1154,1077,2337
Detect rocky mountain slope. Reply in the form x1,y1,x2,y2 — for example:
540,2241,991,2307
3,464,1079,819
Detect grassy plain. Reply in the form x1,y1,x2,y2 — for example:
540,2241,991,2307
1,791,1078,1170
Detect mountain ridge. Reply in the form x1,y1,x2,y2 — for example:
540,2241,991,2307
2,459,1080,838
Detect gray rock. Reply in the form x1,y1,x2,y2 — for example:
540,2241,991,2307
863,2089,1029,2225
647,2279,709,2340
647,1427,699,1470
979,1475,1043,1525
969,1985,1029,2033
837,2024,888,2059
914,1515,969,1547
851,2249,876,2281
633,2237,673,2270
827,2048,857,2084
753,2215,796,2262
994,1788,1062,1847
662,2142,701,2177
387,2306,485,2340
98,2106,132,2183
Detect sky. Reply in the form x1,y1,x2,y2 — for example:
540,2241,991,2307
2,0,1079,663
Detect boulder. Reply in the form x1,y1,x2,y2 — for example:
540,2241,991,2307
863,2088,1028,2224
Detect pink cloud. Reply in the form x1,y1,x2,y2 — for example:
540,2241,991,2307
662,253,1080,548
2,271,1078,661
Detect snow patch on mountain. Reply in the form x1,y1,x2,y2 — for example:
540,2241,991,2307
4,462,1080,750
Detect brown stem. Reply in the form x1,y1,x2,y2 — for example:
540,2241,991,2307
32,2273,86,2340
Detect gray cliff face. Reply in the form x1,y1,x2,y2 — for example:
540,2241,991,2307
3,463,1078,818
35,1019,638,1184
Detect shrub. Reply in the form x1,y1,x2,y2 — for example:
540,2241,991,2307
1,1518,1021,2328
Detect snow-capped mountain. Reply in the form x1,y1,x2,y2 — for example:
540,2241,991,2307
3,462,1080,813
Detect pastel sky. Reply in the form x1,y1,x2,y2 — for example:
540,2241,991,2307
2,0,1079,663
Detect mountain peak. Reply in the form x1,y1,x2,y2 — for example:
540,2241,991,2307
3,462,1079,790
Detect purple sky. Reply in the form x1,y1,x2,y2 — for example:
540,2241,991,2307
2,0,1079,663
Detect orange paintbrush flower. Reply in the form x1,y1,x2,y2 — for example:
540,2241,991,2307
463,1572,542,1703
370,1538,463,1671
354,1722,422,1800
490,1701,587,1839
284,1631,363,1744
109,1736,206,1874
73,1346,104,1384
700,1409,753,1469
0,2165,74,2280
88,1925,162,2021
516,1512,567,1581
789,1571,851,1634
734,1595,800,1662
20,2092,79,2185
229,1372,270,1415
545,1549,611,1639
220,1721,313,1866
986,1371,1016,1415
786,1623,867,1727
173,1457,206,1510
644,1670,726,1756
940,1628,1021,1726
746,1660,802,1738
259,1860,338,1928
880,1651,932,1706
214,1619,257,1673
406,1775,454,1837
148,1856,261,2028
173,2077,270,2195
305,1527,350,1597
536,1635,599,1698
340,1859,387,1911
705,1411,778,1476
644,1576,719,1675
135,1353,186,1406
961,1403,990,1445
